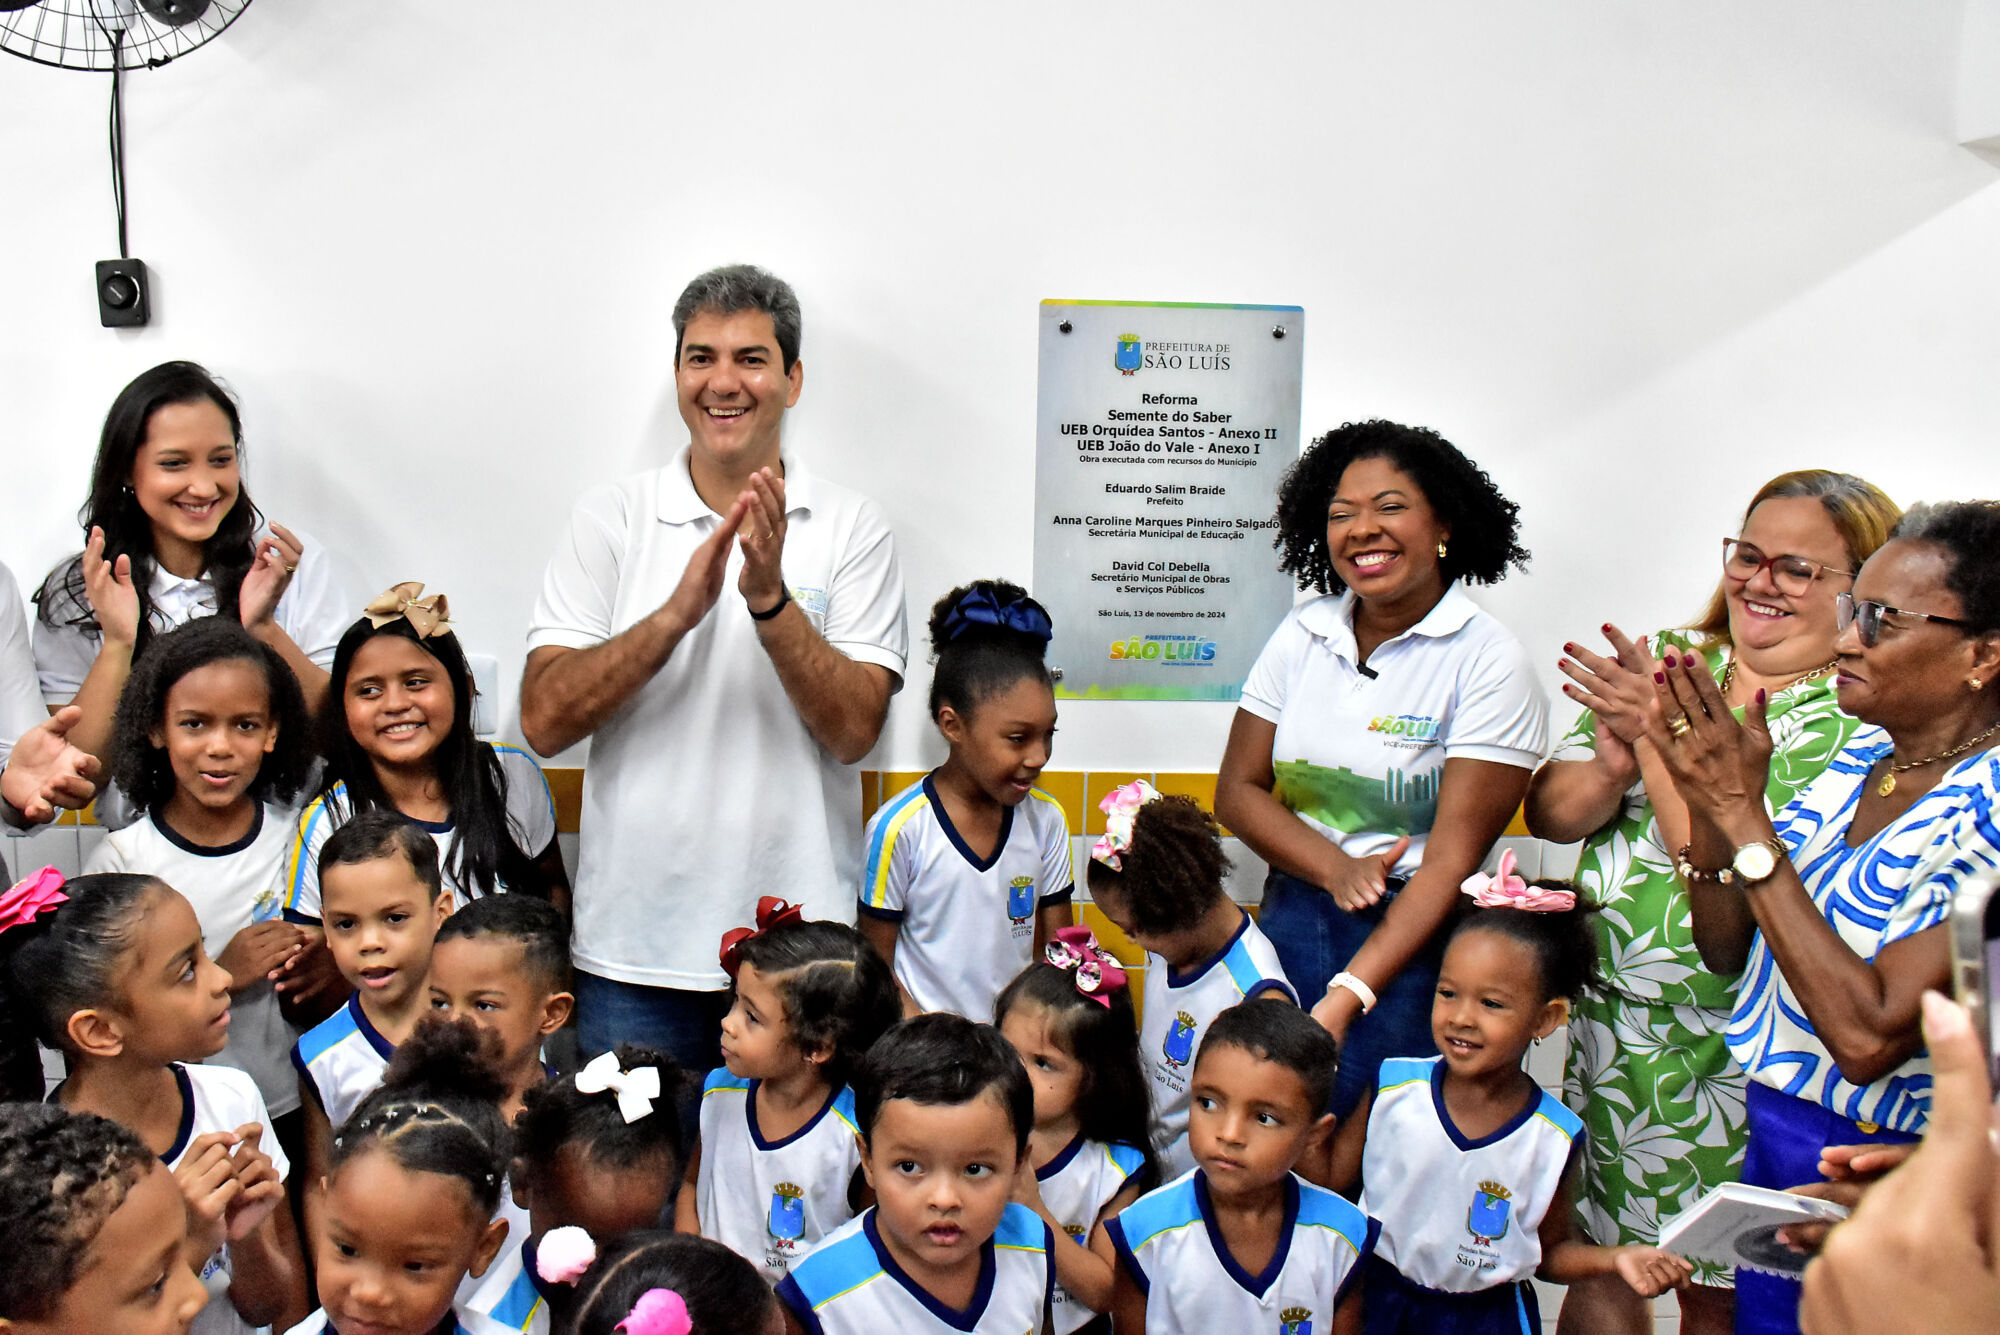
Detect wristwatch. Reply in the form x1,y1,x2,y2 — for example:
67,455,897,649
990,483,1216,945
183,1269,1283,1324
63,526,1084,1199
1730,838,1788,887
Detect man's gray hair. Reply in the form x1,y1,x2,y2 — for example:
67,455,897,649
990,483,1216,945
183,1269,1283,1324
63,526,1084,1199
672,264,803,371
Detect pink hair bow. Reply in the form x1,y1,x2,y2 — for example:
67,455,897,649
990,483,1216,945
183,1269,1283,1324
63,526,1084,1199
1460,849,1575,912
1090,779,1161,871
617,1288,692,1335
0,866,69,936
1044,925,1128,1007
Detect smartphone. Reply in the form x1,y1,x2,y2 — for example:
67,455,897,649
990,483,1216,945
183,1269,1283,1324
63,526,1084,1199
1949,866,2000,1089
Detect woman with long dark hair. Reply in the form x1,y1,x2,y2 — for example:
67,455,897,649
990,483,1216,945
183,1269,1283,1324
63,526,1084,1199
33,361,350,769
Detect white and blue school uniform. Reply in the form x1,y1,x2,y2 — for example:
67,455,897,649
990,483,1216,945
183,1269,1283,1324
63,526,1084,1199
1358,1056,1583,1334
861,774,1074,1018
54,1064,291,1335
1139,913,1294,1176
292,992,396,1130
456,1185,542,1331
696,1068,865,1282
1107,1168,1376,1335
282,744,558,923
1727,741,1998,1335
1037,1136,1148,1334
285,1311,489,1335
776,1202,1054,1335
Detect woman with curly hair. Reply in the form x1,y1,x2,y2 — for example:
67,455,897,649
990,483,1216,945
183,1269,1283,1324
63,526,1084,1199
1215,420,1546,1117
1530,470,1898,1335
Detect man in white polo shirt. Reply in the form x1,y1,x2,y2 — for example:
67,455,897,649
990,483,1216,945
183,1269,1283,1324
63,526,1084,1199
521,265,907,1069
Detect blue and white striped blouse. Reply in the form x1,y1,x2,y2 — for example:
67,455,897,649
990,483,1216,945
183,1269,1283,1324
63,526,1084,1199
1727,735,2000,1135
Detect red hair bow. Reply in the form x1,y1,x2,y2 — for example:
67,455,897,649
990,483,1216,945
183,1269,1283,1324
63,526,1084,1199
1044,925,1128,1008
718,896,807,978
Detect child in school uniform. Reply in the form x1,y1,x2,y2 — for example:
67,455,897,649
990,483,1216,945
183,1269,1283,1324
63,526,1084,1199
292,811,454,1243
775,1013,1056,1335
1,868,309,1335
536,1230,781,1335
859,580,1073,1019
1084,780,1295,1176
88,616,316,1147
427,893,575,1120
1109,999,1377,1335
1332,855,1692,1333
679,906,902,1283
0,1102,210,1335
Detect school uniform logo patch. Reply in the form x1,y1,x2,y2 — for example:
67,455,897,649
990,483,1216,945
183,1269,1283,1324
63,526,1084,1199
1468,1180,1512,1243
768,1182,806,1242
1279,1306,1314,1335
1007,876,1036,923
1163,1011,1198,1067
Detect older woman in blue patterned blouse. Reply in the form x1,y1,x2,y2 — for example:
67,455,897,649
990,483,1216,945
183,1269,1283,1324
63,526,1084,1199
1644,500,2000,1335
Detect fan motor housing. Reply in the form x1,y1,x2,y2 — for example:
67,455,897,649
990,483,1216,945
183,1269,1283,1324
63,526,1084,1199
96,258,150,327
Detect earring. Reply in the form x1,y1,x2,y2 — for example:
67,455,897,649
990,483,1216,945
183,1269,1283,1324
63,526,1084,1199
1436,540,1448,560
1973,678,1986,691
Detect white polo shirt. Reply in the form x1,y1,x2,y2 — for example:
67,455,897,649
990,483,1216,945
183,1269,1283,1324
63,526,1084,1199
34,527,353,705
528,447,908,991
0,561,44,770
1238,584,1548,877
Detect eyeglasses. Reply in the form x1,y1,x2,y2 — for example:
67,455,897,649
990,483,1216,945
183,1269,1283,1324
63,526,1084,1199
1835,592,1972,647
1721,539,1854,598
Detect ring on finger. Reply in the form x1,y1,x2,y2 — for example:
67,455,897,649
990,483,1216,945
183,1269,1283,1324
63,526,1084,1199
284,564,298,574
1668,715,1693,739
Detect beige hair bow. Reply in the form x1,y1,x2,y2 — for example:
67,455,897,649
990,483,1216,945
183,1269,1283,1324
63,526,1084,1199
363,581,453,639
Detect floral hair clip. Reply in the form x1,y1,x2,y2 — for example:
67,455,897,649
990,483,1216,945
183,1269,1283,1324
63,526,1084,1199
718,895,807,978
1090,779,1161,871
617,1288,693,1335
363,581,454,639
1044,925,1127,1007
1460,849,1576,912
942,584,1053,645
574,1050,661,1124
535,1225,597,1286
0,866,69,937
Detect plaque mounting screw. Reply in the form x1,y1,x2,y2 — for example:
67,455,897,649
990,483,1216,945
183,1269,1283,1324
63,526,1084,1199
1272,325,1286,339
1058,320,1073,334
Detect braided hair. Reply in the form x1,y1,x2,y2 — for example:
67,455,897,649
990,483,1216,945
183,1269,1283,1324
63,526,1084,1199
732,919,900,1090
331,1016,513,1218
564,1230,777,1335
0,1103,158,1320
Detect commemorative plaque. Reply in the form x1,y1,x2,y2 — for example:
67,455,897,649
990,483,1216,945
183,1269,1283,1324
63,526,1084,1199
1033,300,1304,700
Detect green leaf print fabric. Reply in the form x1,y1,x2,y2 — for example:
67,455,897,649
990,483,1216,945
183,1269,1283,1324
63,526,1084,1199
1556,630,1864,1278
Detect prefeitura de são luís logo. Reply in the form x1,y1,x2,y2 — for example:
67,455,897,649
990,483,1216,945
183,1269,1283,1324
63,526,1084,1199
1116,333,1142,375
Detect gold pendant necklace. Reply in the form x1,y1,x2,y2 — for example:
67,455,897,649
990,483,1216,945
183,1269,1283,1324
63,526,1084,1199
1877,718,2000,797
1719,655,1838,701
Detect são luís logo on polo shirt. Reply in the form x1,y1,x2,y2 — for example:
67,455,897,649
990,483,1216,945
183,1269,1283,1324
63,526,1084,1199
1279,1306,1315,1335
1468,1179,1513,1245
768,1182,806,1245
1008,875,1036,924
1163,1011,1198,1068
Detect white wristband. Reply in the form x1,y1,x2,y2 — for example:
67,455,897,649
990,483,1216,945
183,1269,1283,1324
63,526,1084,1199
1328,971,1378,1014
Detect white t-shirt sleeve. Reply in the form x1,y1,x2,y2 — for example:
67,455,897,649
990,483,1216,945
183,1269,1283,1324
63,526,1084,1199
30,563,98,707
284,795,344,922
271,535,357,670
526,483,630,652
83,830,128,875
496,745,558,858
0,564,45,765
818,497,908,680
861,795,921,917
1038,802,1074,900
1237,608,1308,725
1442,632,1550,769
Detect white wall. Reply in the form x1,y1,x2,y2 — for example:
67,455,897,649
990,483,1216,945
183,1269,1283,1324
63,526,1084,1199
4,1,1997,775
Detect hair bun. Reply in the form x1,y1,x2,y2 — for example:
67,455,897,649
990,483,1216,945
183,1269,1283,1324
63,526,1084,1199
940,581,1052,647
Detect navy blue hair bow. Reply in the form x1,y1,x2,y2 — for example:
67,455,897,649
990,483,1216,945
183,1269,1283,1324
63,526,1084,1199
944,585,1053,644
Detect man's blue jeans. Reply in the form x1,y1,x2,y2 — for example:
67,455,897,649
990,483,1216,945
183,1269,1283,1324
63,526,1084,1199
573,969,732,1144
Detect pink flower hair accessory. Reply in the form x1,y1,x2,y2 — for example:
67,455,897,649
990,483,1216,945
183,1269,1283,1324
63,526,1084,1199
1090,779,1162,871
1044,925,1128,1007
534,1225,597,1286
1460,849,1576,912
0,866,69,937
616,1287,692,1335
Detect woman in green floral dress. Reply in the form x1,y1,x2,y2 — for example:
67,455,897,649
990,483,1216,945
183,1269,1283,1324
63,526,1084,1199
1527,471,1899,1335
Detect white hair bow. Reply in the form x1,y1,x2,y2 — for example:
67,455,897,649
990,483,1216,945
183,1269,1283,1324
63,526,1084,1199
574,1051,662,1124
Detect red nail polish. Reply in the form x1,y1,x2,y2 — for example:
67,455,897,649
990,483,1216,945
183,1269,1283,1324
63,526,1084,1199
1663,652,1677,668
1756,688,1767,704
1655,672,1666,684
1563,643,1577,654
1602,623,1614,634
